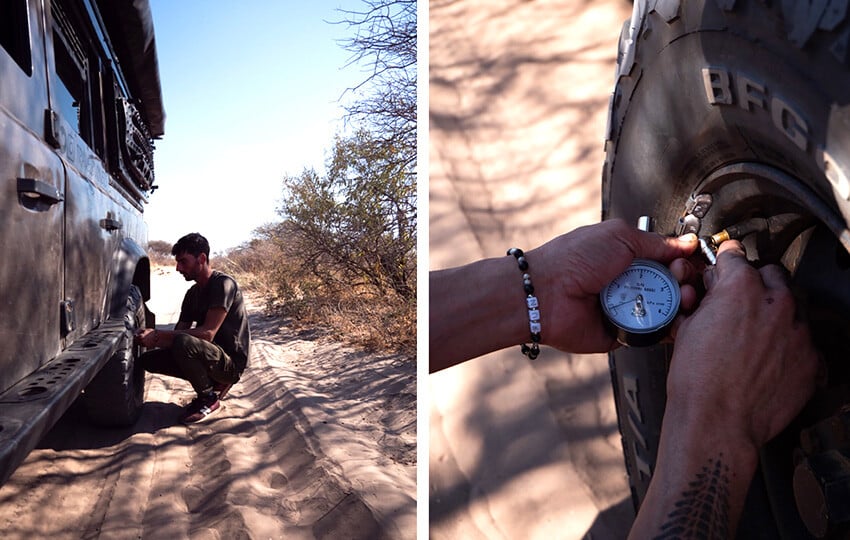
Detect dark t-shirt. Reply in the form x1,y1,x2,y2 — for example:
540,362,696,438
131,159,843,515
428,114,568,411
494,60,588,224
178,271,250,372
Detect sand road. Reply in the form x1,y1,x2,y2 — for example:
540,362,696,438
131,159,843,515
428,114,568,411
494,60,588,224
429,0,636,537
0,268,416,539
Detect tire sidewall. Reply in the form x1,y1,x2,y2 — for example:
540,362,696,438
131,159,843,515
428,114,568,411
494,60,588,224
82,285,146,426
604,0,850,233
603,0,850,530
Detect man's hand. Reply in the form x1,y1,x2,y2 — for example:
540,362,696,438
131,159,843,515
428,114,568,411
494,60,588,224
529,218,699,353
630,240,819,538
669,240,818,450
429,219,698,371
134,328,157,348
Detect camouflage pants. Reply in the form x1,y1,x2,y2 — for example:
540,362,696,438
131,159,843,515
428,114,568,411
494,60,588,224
138,334,238,396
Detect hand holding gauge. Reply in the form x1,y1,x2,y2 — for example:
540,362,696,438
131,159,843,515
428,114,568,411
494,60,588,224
599,217,719,347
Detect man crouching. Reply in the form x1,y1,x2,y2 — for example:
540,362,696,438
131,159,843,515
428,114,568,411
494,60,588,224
135,233,251,423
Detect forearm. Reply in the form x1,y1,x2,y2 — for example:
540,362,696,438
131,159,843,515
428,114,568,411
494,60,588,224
429,256,530,372
149,326,214,348
629,405,759,539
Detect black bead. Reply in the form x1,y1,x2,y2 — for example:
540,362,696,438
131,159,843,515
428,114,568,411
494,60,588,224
507,247,523,258
531,333,541,343
517,256,528,271
524,282,534,294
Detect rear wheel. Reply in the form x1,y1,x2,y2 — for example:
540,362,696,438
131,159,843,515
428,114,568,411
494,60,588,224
603,1,850,537
82,284,146,427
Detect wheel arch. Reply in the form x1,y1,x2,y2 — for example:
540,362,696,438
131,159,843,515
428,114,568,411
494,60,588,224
108,237,150,319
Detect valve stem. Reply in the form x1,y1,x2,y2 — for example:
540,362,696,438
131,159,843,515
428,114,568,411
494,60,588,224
710,217,769,246
710,229,730,246
699,237,718,265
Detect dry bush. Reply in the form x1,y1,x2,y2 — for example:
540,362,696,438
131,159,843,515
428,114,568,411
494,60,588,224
219,233,415,357
330,293,416,356
279,282,416,357
216,238,282,301
147,239,173,267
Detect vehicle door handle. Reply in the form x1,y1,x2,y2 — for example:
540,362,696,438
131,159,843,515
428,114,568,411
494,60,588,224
17,178,63,205
100,211,123,232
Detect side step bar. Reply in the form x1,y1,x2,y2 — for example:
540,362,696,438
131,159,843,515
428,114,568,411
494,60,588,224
0,318,125,485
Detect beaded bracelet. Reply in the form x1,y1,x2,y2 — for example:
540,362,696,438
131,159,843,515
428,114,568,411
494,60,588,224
507,247,541,360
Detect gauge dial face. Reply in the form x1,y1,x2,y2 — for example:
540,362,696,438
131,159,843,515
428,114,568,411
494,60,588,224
600,259,680,335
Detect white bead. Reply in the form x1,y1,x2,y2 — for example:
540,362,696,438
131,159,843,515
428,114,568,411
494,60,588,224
526,296,539,309
530,321,542,334
528,309,540,321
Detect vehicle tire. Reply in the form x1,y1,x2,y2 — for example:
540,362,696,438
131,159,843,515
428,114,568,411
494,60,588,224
82,284,146,427
603,1,850,537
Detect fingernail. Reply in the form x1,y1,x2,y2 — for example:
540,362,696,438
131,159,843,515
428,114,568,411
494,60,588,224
678,233,697,243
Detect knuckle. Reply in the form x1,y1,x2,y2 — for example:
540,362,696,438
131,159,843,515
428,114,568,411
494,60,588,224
721,264,761,292
770,285,796,311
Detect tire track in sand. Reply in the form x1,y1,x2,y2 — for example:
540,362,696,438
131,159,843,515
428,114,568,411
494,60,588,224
0,292,413,539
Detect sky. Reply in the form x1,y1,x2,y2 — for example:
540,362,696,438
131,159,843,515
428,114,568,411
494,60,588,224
147,1,371,252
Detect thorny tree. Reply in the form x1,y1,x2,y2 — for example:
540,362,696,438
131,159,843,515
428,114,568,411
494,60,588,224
279,130,416,301
222,1,418,354
335,0,416,172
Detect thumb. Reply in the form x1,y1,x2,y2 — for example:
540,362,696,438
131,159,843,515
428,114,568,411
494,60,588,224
703,240,748,291
632,232,699,263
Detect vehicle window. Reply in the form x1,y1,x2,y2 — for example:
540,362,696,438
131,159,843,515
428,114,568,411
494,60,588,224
0,0,33,75
52,0,91,145
51,0,109,158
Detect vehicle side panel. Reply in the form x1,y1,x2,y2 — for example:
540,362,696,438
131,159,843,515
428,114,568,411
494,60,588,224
0,0,65,393
44,0,150,343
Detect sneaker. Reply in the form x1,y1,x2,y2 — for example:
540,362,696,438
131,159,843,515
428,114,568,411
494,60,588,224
180,394,220,424
212,381,234,400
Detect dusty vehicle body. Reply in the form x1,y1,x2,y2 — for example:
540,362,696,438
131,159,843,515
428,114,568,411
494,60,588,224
0,0,163,484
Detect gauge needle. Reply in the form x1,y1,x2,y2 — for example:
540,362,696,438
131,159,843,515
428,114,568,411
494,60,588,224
608,294,642,312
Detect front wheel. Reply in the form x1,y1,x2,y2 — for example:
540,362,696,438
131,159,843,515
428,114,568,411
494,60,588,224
82,284,146,427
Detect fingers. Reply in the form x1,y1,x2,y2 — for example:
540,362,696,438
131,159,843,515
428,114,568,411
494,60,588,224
669,257,697,284
679,283,698,312
704,240,792,294
704,240,750,290
602,218,698,262
633,230,699,262
669,257,699,313
759,263,790,290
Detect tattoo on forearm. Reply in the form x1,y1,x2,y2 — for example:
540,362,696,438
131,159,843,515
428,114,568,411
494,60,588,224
654,453,730,540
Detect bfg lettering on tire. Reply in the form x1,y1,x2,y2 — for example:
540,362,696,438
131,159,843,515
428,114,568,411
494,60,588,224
702,66,850,201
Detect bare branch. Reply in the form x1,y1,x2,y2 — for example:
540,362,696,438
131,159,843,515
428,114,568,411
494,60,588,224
333,0,416,174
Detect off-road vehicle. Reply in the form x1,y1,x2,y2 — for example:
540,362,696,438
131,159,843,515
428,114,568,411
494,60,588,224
0,0,163,484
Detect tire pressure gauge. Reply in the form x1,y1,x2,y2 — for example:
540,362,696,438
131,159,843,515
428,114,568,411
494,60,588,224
600,258,681,347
